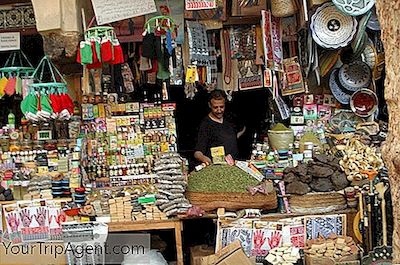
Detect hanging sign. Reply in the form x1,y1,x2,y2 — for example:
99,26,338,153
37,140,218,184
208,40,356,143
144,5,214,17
91,0,157,25
0,32,20,51
185,0,216,10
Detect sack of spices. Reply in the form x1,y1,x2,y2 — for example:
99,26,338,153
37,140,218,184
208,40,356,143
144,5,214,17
268,123,294,150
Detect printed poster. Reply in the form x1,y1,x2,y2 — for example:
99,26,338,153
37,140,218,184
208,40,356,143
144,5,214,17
261,10,273,68
19,205,50,242
305,214,346,240
48,207,66,241
4,204,22,244
91,0,157,25
238,60,263,90
271,16,283,71
282,57,305,96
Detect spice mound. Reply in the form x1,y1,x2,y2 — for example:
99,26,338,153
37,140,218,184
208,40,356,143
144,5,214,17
188,164,259,193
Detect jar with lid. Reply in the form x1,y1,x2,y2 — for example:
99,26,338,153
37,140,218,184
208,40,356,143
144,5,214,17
0,136,10,152
9,141,21,152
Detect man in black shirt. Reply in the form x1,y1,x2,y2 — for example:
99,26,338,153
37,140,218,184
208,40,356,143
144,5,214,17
194,90,245,164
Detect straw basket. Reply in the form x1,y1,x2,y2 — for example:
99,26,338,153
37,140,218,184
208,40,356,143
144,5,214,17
185,191,277,211
305,254,359,265
289,192,347,214
271,0,298,17
268,129,294,150
309,0,330,7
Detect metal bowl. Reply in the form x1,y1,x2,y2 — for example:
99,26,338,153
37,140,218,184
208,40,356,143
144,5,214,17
350,88,378,117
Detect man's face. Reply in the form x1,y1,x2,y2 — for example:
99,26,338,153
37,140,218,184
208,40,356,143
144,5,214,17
209,98,225,119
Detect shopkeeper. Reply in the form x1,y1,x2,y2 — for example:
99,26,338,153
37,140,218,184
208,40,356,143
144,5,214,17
194,90,246,164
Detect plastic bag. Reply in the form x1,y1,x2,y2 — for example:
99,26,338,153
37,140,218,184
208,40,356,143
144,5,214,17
122,249,168,265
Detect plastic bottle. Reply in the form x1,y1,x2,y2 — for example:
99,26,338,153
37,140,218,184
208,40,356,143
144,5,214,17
8,112,15,129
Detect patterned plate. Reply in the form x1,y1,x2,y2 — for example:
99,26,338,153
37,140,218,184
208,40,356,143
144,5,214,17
361,40,377,69
351,11,372,55
332,0,375,16
310,2,358,49
329,69,351,104
338,61,371,91
367,9,381,31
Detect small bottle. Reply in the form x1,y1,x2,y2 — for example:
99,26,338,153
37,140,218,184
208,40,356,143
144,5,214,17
269,114,276,130
8,112,15,129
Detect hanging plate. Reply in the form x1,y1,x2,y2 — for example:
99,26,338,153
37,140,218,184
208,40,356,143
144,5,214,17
329,68,351,104
361,40,378,69
338,61,371,92
350,88,378,117
329,110,364,132
332,0,375,16
367,9,381,31
310,2,358,49
352,11,372,55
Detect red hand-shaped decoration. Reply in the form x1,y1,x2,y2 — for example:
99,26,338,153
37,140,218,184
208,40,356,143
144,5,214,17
56,210,66,225
34,208,47,227
253,230,266,250
6,213,20,232
268,231,282,249
19,209,32,228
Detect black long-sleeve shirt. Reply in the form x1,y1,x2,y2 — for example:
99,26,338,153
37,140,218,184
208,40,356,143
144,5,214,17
195,116,239,159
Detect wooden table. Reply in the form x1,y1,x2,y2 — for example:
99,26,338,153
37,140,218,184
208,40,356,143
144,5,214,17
108,219,184,265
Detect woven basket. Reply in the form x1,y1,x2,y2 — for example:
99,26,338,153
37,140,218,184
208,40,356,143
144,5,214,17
289,192,347,214
271,0,297,17
305,254,359,265
186,191,277,211
309,0,330,6
268,130,294,150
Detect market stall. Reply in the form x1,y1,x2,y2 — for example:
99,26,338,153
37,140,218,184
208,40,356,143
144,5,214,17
0,0,394,264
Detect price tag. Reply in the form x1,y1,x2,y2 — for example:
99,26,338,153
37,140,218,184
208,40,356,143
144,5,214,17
72,152,80,160
37,166,49,174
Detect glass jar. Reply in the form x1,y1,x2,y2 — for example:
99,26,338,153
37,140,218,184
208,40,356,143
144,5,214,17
0,136,10,152
9,141,21,152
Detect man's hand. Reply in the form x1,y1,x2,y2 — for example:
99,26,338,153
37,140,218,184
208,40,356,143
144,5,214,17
194,151,212,164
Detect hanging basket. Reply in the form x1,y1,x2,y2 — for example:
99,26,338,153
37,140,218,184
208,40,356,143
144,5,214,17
270,0,298,18
29,55,67,90
0,50,35,78
143,15,176,36
84,16,114,40
21,55,73,122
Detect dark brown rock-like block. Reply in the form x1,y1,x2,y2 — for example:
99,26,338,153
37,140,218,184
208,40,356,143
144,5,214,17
286,181,311,195
310,178,334,192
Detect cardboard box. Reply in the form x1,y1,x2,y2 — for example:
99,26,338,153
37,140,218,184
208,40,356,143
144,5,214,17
200,241,253,265
190,245,214,265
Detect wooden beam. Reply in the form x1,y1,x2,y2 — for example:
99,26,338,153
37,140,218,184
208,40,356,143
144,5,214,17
223,16,261,26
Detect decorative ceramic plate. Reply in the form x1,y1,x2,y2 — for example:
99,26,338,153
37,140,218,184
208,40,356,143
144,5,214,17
367,9,381,31
338,61,371,91
329,69,351,104
352,11,372,55
311,2,358,49
332,0,376,16
350,88,378,117
361,40,378,69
